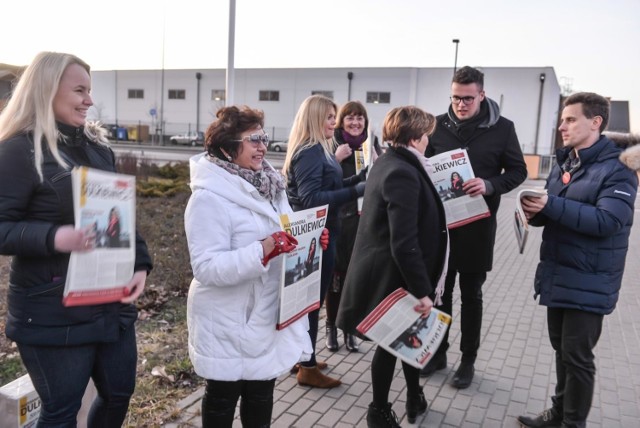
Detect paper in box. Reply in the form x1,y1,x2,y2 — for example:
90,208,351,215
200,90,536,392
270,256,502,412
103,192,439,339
0,374,40,428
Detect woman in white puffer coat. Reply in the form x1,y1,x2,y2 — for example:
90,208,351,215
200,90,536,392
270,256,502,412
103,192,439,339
184,106,313,427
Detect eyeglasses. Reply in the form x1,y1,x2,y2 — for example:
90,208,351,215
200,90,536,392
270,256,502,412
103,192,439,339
233,133,270,147
450,95,478,105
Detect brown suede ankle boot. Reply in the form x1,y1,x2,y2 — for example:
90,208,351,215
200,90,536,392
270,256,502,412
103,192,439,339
296,366,341,388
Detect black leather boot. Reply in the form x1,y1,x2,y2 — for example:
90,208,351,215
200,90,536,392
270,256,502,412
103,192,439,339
366,402,401,428
419,352,447,377
325,324,339,351
344,331,359,352
405,391,428,423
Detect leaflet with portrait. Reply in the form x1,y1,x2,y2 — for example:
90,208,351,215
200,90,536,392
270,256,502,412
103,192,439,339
427,148,490,228
276,205,328,330
357,288,451,369
63,167,136,306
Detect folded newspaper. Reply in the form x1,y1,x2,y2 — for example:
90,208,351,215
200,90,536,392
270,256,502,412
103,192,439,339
276,205,328,330
427,148,490,228
514,188,547,254
63,167,136,306
356,288,451,369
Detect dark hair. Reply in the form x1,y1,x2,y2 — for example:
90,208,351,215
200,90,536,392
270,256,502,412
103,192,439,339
205,106,265,160
382,106,436,147
336,101,368,131
564,92,610,133
452,66,484,90
403,333,423,349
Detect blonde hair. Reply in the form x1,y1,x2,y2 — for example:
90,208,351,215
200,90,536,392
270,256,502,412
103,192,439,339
0,51,108,180
282,95,338,177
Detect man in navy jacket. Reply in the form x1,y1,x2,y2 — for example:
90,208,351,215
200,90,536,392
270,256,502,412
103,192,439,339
423,66,527,388
518,92,638,428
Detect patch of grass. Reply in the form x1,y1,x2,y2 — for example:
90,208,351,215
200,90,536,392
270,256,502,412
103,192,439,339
0,353,26,386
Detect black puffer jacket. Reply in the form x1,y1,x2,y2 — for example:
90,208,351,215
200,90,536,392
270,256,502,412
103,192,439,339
0,124,153,346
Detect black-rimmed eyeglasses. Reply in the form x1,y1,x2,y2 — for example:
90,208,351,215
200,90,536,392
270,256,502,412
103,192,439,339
233,133,270,147
450,95,478,105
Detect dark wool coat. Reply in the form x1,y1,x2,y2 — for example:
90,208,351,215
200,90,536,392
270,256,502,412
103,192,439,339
0,124,153,346
426,98,527,272
336,147,448,335
531,136,638,315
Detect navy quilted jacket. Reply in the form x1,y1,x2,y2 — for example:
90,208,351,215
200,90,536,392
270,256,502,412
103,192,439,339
532,136,638,314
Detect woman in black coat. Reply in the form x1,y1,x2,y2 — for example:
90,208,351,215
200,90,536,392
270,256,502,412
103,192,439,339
337,106,448,427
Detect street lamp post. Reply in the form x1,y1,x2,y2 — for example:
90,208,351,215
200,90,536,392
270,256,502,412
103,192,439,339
452,39,460,75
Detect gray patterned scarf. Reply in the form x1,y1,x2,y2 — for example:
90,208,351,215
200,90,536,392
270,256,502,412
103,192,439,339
208,155,285,202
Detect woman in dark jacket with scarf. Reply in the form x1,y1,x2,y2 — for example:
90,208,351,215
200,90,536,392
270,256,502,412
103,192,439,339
325,101,381,353
0,52,152,426
337,106,448,427
283,95,366,388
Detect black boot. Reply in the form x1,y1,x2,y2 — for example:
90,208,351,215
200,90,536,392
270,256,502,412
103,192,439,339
325,324,340,352
517,408,562,427
405,391,428,423
344,331,359,352
419,352,447,377
366,402,401,428
451,361,475,389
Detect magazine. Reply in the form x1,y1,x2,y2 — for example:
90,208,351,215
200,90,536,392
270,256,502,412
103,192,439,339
356,288,452,369
276,205,329,330
514,188,547,254
427,149,491,228
354,130,376,214
63,167,136,306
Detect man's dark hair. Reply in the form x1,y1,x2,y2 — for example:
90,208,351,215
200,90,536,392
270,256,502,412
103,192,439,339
452,66,484,90
564,92,610,133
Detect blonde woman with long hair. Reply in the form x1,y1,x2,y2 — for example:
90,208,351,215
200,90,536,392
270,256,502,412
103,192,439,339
0,51,152,425
283,95,366,388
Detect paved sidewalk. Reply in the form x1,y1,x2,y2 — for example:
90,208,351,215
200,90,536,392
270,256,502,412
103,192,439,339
165,180,640,427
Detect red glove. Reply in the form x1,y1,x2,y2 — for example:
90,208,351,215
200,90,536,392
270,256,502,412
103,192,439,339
320,228,329,251
262,231,298,266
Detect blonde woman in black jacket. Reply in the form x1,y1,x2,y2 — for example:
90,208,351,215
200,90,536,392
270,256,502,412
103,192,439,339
0,52,152,426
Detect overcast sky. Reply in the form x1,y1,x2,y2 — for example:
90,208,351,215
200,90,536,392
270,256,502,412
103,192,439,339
3,0,639,131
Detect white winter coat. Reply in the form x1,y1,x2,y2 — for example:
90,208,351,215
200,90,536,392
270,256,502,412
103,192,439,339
185,153,312,381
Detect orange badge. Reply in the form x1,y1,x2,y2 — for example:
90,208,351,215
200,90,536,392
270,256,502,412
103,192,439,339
562,172,571,184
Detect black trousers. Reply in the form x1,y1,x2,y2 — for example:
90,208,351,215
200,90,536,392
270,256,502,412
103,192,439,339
201,378,276,428
371,346,422,406
300,229,336,367
434,270,486,364
547,307,603,428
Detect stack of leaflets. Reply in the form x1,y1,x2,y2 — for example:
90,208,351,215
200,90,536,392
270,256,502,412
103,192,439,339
63,167,136,306
357,288,451,369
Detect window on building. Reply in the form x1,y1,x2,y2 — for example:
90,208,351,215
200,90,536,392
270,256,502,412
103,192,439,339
366,91,391,104
168,89,186,100
211,89,226,101
259,90,280,101
128,89,144,99
311,90,334,99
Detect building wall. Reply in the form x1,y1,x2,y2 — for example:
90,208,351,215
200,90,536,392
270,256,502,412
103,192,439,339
90,66,561,154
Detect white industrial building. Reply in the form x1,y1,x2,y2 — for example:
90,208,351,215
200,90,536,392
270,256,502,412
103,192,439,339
89,66,561,156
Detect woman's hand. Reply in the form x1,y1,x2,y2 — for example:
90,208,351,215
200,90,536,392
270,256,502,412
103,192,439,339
335,144,352,163
54,224,96,253
414,296,433,317
121,270,147,303
262,231,298,265
320,228,329,250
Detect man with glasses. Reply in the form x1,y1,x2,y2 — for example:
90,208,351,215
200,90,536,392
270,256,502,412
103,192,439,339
422,66,527,388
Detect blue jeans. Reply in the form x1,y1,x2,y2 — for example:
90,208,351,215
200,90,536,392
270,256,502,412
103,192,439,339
17,325,137,427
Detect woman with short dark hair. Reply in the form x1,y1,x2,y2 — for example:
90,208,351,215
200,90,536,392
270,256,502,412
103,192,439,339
185,105,313,427
337,106,448,427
